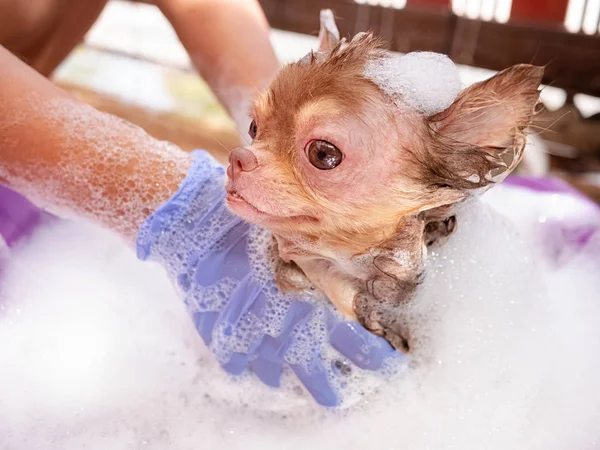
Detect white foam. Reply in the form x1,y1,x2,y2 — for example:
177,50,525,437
0,191,599,449
364,52,462,116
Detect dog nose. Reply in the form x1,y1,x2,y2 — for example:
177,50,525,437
229,148,258,178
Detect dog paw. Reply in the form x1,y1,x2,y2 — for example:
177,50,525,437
354,292,411,353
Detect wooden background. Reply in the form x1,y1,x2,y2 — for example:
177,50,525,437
258,0,600,98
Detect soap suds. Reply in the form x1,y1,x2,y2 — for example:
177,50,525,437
364,51,462,116
0,97,191,241
0,188,599,449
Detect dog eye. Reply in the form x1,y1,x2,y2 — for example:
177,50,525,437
248,120,258,139
306,140,343,170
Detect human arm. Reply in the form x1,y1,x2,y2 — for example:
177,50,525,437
0,0,279,134
155,0,279,132
0,0,111,77
0,45,191,241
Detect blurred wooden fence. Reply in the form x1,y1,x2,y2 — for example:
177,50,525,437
258,0,600,98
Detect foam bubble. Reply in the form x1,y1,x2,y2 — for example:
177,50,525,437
0,191,599,449
364,52,462,116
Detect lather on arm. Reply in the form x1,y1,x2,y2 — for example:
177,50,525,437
0,45,191,241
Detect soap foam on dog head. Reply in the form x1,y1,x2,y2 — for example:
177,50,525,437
364,51,463,116
0,190,599,449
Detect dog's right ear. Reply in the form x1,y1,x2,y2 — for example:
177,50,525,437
317,9,340,53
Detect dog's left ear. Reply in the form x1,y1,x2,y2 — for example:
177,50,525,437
317,9,340,53
428,64,544,185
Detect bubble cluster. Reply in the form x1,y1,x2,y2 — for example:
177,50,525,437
364,51,462,116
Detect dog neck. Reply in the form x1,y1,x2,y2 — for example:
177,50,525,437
270,208,458,327
270,215,425,319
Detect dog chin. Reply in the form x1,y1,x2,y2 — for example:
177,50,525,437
226,192,319,229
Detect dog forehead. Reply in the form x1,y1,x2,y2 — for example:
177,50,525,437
255,64,384,132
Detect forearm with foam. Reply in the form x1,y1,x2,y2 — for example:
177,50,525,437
0,46,191,241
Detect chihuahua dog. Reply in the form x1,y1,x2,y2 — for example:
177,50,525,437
226,11,543,352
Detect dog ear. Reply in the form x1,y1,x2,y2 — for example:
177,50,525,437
317,9,341,53
427,64,544,187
